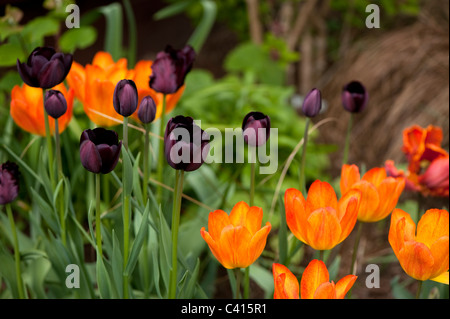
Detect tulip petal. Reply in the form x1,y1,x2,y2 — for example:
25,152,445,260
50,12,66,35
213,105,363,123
416,209,449,247
219,225,252,269
389,209,416,255
284,188,308,243
362,167,387,188
371,177,405,222
300,259,329,299
273,263,300,299
429,236,449,278
306,180,338,213
398,241,434,281
248,222,271,264
229,201,250,227
335,275,357,299
340,164,360,196
430,271,449,285
313,282,336,299
351,180,380,222
244,206,263,236
337,190,360,243
306,207,341,250
80,140,102,174
207,209,231,241
200,227,224,267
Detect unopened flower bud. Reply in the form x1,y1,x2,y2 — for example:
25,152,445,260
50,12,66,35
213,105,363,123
44,89,67,119
113,79,138,117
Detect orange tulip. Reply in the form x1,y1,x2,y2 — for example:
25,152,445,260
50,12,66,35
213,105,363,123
10,83,74,136
284,180,361,251
200,201,271,269
66,51,184,127
272,263,299,299
402,125,448,174
300,259,357,299
340,164,405,222
389,208,449,283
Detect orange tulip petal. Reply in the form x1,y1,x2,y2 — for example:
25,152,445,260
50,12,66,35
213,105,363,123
284,188,308,243
92,51,115,69
207,209,231,241
306,180,338,213
229,201,251,227
219,225,252,269
337,190,360,243
272,263,300,299
416,209,449,247
398,241,434,281
389,209,416,255
306,207,341,250
430,271,449,285
352,180,380,222
313,282,337,299
362,167,387,188
248,222,271,264
244,206,263,236
429,236,449,278
300,259,329,299
200,228,224,267
335,275,357,299
371,177,405,222
340,164,360,196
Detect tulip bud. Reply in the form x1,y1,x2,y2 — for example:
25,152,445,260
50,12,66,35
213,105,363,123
44,89,67,119
0,161,20,205
242,111,271,147
113,79,138,117
80,128,122,174
164,115,210,172
138,96,157,124
17,47,73,89
342,81,368,113
149,45,196,94
302,88,322,118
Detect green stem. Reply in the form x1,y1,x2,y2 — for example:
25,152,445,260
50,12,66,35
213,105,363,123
249,147,256,206
243,267,250,299
168,169,185,299
157,95,167,204
342,113,354,165
299,118,310,196
319,250,324,262
350,221,363,275
234,268,242,299
123,116,129,150
95,173,103,258
43,95,55,190
143,124,150,204
415,280,423,299
123,194,130,299
55,119,66,247
6,204,25,299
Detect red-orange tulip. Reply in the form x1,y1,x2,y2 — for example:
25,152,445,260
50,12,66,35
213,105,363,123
300,259,357,299
10,83,74,136
272,263,299,299
284,180,361,251
66,52,184,127
200,201,271,269
389,208,449,283
340,164,405,222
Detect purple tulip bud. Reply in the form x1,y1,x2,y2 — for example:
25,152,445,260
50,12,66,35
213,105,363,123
138,96,157,124
302,88,322,118
164,115,210,172
149,45,196,94
80,128,122,174
342,81,368,113
113,79,138,117
242,111,271,147
17,47,73,89
44,90,67,119
0,161,20,205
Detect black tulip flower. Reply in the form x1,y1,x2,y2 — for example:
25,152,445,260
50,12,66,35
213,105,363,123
302,88,322,118
138,95,157,124
149,45,196,95
0,161,20,205
164,116,210,172
342,81,369,113
17,46,73,89
113,79,138,117
242,111,271,147
80,128,122,174
44,90,67,119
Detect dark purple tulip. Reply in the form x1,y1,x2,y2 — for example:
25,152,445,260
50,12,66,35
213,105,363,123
242,111,271,147
149,45,196,94
302,88,322,118
80,128,122,174
138,96,157,124
164,116,210,172
17,47,73,89
342,81,368,113
113,79,138,117
44,90,67,119
0,161,20,205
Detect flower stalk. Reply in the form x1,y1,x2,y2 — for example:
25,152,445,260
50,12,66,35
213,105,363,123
6,204,25,299
157,94,167,203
